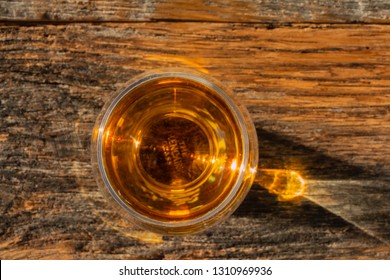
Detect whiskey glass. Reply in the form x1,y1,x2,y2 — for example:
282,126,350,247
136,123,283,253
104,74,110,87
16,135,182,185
92,69,258,234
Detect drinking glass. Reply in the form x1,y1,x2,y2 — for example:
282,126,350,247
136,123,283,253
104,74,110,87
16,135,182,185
92,68,302,234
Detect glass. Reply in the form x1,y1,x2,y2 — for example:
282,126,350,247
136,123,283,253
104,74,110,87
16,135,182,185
92,69,276,234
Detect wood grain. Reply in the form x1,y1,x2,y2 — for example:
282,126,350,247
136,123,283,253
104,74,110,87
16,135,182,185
0,0,390,23
1,23,389,175
1,23,390,259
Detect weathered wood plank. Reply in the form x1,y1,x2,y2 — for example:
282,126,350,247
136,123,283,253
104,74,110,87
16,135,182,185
1,23,390,259
0,0,390,23
1,23,389,175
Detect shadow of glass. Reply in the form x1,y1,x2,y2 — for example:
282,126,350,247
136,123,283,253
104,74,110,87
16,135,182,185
234,127,390,245
255,127,372,180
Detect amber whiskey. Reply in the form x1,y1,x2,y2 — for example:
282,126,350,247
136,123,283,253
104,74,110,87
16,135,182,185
95,71,258,233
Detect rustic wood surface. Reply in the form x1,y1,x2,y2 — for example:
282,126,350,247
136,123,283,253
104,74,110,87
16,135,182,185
1,0,390,23
1,1,390,260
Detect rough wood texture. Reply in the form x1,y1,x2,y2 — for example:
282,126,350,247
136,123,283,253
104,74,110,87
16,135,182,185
0,0,390,23
1,22,389,259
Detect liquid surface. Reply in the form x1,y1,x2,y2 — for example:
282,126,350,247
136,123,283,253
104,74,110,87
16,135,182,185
139,117,210,186
101,77,245,222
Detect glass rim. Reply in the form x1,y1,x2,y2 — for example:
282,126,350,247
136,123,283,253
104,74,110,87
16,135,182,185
94,69,258,232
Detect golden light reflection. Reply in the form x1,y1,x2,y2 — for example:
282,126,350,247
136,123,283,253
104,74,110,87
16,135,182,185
134,139,140,148
92,127,100,142
144,55,209,74
249,167,257,174
103,129,110,144
169,209,191,217
128,135,140,148
230,159,237,171
256,169,306,201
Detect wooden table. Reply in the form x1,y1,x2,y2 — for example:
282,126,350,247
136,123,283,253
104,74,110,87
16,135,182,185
1,0,390,259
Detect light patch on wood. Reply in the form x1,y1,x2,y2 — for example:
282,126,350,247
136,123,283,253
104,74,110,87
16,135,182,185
0,133,9,142
93,209,164,244
144,54,209,74
104,220,164,244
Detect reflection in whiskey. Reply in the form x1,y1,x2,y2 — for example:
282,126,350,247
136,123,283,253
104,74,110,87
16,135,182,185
139,117,210,186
